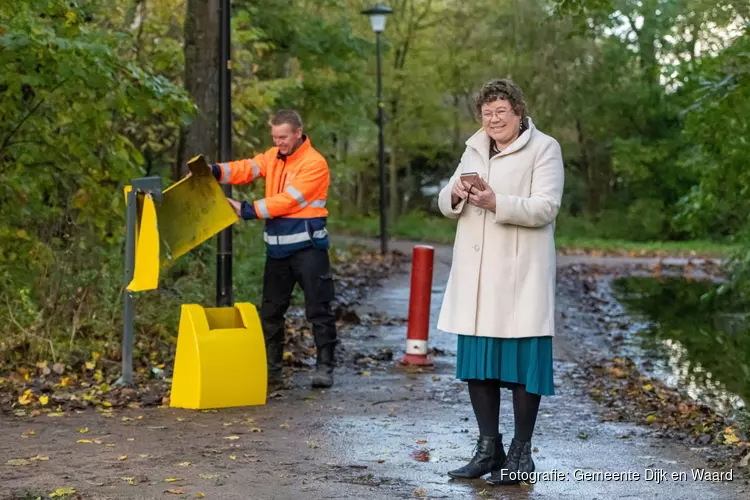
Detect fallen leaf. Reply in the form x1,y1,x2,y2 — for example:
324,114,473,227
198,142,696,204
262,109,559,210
223,422,233,427
49,487,76,497
139,453,150,458
18,389,34,405
164,478,182,482
195,493,206,498
121,417,133,421
414,488,427,497
361,371,372,376
30,455,49,461
23,429,36,436
166,489,186,495
39,395,49,406
224,435,240,440
119,455,128,461
7,458,30,466
724,428,740,445
199,473,219,479
280,423,290,429
177,461,191,467
416,440,428,444
249,427,263,433
85,361,96,370
577,431,588,440
77,439,93,444
122,477,135,485
47,412,65,417
229,455,236,460
646,415,658,423
642,384,653,391
176,417,185,422
78,427,89,433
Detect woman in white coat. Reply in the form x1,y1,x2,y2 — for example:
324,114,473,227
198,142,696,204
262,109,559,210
440,79,564,485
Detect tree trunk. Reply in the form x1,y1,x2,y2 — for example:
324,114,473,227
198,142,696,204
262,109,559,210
388,139,398,226
576,118,598,214
176,0,220,181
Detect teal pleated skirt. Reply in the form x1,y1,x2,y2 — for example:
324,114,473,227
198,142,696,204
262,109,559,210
456,335,555,396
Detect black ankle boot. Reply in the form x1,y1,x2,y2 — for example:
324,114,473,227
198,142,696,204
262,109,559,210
486,438,534,485
447,435,506,479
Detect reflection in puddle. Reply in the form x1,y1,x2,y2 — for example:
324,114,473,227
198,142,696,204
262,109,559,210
613,276,750,420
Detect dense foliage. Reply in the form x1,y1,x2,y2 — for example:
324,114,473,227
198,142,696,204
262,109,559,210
1,0,748,364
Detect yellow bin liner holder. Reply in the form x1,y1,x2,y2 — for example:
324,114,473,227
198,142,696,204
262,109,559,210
170,303,267,409
119,156,266,408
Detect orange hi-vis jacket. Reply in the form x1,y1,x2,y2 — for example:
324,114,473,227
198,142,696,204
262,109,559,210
210,136,330,258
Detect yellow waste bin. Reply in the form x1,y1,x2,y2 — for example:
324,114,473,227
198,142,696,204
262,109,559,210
170,303,267,409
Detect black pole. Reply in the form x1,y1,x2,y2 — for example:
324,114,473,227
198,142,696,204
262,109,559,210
376,31,388,256
217,0,233,306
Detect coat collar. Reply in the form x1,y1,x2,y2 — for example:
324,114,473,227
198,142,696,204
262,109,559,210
465,117,536,160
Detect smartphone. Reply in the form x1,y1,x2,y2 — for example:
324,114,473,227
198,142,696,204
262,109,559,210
460,172,482,190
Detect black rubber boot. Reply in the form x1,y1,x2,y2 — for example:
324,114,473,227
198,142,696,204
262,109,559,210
311,344,334,388
447,435,506,479
486,438,535,485
266,342,290,393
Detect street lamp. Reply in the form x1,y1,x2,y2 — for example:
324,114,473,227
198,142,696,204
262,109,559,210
361,3,392,257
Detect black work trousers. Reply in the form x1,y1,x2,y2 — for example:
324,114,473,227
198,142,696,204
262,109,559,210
260,247,337,377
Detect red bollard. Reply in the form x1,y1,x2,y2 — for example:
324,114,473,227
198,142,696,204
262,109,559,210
400,245,435,366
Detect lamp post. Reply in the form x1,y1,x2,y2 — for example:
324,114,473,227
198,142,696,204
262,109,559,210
361,4,392,257
217,0,233,306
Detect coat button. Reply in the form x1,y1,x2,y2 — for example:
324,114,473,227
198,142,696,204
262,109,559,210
473,245,479,252
475,208,483,215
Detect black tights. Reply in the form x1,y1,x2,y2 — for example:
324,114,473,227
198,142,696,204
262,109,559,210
467,380,541,442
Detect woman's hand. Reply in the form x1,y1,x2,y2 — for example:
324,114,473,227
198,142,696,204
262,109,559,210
451,179,471,207
468,178,496,212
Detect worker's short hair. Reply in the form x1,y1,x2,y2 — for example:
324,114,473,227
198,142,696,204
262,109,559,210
270,109,303,130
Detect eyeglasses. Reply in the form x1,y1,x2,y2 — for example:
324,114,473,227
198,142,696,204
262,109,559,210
481,109,513,121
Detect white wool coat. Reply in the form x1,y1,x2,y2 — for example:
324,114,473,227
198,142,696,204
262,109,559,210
436,117,564,339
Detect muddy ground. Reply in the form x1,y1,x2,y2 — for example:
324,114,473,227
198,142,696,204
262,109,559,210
1,241,748,499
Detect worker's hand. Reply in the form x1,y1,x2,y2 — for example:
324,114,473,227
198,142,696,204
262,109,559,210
227,198,241,217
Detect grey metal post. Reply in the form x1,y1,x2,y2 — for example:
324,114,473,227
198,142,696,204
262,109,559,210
117,189,137,387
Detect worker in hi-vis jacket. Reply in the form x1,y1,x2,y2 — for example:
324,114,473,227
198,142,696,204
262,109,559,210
211,109,337,391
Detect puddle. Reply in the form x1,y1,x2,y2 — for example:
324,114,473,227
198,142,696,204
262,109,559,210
613,276,750,422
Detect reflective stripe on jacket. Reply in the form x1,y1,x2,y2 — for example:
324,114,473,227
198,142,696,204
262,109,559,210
211,137,330,258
